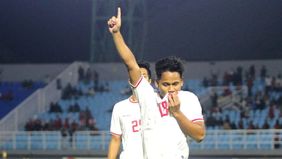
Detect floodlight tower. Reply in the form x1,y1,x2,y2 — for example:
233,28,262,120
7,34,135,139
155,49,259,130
89,0,147,62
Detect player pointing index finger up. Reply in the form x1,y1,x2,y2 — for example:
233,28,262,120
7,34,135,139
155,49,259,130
108,7,142,87
108,7,121,33
108,7,206,159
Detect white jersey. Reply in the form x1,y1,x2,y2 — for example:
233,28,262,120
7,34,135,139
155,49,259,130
110,96,143,159
132,77,204,159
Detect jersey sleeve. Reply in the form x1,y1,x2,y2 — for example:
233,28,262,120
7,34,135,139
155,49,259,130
110,103,122,136
130,76,158,129
130,76,155,105
181,92,204,122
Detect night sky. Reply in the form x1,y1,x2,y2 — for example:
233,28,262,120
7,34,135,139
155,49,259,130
0,0,282,63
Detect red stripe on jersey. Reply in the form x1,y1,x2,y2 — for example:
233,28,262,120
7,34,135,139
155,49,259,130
111,132,121,136
192,118,204,122
130,76,143,88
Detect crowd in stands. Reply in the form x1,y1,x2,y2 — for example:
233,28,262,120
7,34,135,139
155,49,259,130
0,89,14,101
24,101,100,144
0,79,45,118
204,64,282,130
24,66,102,141
60,67,110,100
19,64,282,135
0,80,40,101
78,66,110,93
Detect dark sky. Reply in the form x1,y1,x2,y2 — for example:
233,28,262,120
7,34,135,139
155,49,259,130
0,0,282,63
0,0,92,63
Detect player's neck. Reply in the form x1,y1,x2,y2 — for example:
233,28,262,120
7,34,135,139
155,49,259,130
157,92,166,99
130,95,138,103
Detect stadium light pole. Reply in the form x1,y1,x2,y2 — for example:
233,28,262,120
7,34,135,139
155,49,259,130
89,0,147,63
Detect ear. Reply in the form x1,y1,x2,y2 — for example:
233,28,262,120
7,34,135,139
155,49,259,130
180,79,184,87
154,80,159,88
148,79,152,84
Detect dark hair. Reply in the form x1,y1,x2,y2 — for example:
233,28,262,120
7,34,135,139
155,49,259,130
155,56,184,80
137,60,152,79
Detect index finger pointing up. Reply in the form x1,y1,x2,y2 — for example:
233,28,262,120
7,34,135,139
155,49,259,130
117,7,121,20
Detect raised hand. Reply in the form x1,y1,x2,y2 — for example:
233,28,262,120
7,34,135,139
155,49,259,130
108,7,121,33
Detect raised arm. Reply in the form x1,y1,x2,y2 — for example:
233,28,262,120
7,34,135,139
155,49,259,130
108,7,141,85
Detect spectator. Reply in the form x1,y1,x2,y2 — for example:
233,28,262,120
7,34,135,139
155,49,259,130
202,77,209,87
260,65,267,79
223,119,231,130
78,66,85,81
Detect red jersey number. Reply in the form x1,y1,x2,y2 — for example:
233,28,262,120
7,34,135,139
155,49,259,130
132,120,141,132
158,101,169,117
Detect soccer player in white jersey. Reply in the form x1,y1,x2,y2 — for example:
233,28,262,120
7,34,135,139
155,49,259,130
108,61,152,159
108,8,206,159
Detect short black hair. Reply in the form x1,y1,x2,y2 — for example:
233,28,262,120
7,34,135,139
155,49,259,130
155,56,184,80
137,60,152,79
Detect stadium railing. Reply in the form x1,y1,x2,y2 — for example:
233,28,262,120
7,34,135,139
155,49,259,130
1,129,281,152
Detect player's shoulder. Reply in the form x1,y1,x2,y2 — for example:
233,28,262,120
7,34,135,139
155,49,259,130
179,90,198,98
114,97,131,107
112,98,131,112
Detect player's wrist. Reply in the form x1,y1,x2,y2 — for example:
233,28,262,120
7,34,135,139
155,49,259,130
111,27,121,34
112,29,120,34
171,110,182,118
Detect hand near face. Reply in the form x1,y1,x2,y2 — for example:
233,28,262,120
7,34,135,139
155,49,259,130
168,92,181,115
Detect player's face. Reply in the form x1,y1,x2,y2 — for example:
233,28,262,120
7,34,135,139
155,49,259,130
140,68,151,83
156,71,183,97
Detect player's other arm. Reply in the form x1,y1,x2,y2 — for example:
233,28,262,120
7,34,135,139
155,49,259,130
174,113,205,142
107,134,121,159
108,7,141,85
168,94,206,142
